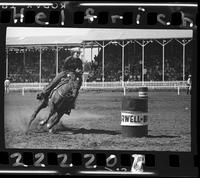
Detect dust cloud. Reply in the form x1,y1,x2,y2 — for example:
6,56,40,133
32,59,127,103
5,108,103,133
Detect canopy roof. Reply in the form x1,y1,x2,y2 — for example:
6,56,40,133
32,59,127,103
6,29,193,47
6,35,83,47
83,29,193,41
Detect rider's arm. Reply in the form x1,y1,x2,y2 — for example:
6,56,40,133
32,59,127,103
64,56,71,63
63,56,72,71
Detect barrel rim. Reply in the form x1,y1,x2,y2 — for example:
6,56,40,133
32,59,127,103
121,110,148,114
122,96,148,100
138,87,148,89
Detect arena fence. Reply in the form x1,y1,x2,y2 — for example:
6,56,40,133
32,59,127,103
8,81,188,96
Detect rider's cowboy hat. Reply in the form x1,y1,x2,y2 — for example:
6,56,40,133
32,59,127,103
188,75,192,77
70,47,81,54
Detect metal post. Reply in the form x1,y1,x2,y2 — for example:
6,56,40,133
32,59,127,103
102,41,105,84
91,46,93,61
135,40,151,85
6,48,8,78
23,49,26,66
175,39,191,81
56,46,58,76
122,41,125,87
83,45,85,69
183,44,185,81
156,39,172,82
177,86,180,95
39,47,42,87
162,45,165,82
142,44,144,85
83,44,86,87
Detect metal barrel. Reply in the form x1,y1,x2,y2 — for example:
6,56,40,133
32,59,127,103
121,96,148,137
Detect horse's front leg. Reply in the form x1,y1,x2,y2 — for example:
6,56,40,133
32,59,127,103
47,112,64,133
28,100,47,129
40,101,55,127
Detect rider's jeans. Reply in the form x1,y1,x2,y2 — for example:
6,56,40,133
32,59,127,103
43,71,68,96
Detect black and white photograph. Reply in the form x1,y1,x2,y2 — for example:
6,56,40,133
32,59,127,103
4,27,194,151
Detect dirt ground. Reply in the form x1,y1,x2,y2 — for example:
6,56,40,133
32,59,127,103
4,89,191,151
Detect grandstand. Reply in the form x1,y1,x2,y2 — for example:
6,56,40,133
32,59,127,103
5,28,193,94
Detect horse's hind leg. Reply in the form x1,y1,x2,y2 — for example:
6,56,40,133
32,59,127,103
28,100,47,129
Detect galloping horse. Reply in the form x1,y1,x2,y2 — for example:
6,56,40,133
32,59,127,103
27,72,82,133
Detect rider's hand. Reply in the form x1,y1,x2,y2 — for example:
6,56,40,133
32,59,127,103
75,68,79,72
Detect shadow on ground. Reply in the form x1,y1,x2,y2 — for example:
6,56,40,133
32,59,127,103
146,135,179,138
59,127,179,138
60,127,121,135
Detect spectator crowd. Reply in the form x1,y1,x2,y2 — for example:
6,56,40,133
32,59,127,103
7,41,192,83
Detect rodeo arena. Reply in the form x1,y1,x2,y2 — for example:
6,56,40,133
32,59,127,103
5,28,193,151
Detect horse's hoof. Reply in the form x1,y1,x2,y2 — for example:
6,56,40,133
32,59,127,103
49,128,55,134
47,123,51,128
39,120,46,126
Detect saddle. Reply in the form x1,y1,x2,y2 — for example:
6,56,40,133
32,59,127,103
48,72,76,99
48,72,81,115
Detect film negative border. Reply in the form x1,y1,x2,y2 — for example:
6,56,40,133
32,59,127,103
0,151,199,176
0,1,198,29
0,0,199,177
